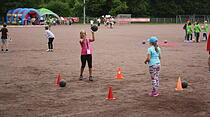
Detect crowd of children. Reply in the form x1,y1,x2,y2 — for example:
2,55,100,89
183,20,208,42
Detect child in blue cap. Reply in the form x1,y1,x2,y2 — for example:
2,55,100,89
144,36,161,96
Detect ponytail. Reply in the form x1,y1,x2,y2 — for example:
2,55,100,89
151,42,159,53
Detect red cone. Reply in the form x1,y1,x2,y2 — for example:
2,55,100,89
115,68,124,79
106,87,116,100
56,74,61,86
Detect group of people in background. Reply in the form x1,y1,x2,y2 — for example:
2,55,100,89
183,20,210,71
183,20,208,43
90,16,115,29
90,17,101,27
104,17,115,28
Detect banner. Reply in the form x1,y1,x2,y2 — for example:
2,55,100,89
115,18,150,23
63,17,79,23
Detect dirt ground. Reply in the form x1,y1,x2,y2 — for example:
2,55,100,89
0,24,209,117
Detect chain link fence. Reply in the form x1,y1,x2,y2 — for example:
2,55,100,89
150,18,176,23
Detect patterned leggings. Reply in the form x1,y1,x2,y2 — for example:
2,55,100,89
149,64,160,93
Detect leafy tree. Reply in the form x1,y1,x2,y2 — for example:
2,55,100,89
45,0,70,17
109,0,128,16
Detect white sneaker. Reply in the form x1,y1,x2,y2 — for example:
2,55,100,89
46,49,50,52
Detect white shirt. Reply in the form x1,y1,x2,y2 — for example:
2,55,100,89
90,20,94,24
45,30,55,38
97,18,101,23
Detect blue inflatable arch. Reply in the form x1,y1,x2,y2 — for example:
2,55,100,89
21,8,40,24
6,9,14,23
6,8,41,25
17,8,28,21
11,8,22,24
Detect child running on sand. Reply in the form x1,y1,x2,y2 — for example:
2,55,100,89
144,36,161,96
79,30,95,81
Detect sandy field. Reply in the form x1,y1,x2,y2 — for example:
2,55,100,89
0,24,209,117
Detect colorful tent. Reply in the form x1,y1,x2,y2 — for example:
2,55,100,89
6,8,59,25
6,8,40,24
37,8,59,19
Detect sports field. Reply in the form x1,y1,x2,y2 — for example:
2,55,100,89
0,24,209,117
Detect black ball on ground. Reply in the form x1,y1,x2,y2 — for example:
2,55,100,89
59,80,66,87
164,40,168,43
91,25,98,32
182,81,188,88
142,41,146,44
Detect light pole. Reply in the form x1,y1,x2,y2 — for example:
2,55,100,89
83,0,86,24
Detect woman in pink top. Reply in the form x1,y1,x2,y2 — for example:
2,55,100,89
79,30,95,81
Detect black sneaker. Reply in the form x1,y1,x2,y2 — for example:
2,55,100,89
5,49,8,52
89,76,93,81
1,49,3,51
79,75,83,80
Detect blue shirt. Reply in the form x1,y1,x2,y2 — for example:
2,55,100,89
147,46,161,66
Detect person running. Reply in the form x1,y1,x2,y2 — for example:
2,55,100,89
0,23,9,52
194,21,201,43
186,22,193,42
79,30,95,81
202,21,208,41
144,36,161,96
44,26,55,52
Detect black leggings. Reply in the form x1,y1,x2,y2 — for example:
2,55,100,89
81,55,92,68
48,38,54,49
187,34,192,41
203,33,207,40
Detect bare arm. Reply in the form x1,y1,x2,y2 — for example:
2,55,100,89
90,31,95,42
144,54,150,64
159,54,161,60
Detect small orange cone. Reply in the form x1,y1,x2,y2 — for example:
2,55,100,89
56,74,61,86
115,68,124,79
106,87,116,100
175,77,183,90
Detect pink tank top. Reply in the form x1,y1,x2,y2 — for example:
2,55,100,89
80,38,93,55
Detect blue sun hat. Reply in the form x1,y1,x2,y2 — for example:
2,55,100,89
147,36,158,43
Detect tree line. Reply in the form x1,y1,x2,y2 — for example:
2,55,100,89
1,0,210,20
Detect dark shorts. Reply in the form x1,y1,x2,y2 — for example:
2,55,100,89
1,39,8,45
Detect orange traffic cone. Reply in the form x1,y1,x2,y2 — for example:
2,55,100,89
56,74,61,86
175,77,183,90
106,87,116,100
115,68,124,79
